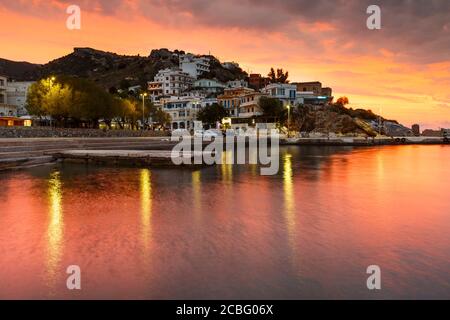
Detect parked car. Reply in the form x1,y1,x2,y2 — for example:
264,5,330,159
171,129,191,137
204,129,222,139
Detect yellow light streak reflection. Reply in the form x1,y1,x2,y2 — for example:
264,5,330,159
46,171,64,289
140,169,152,250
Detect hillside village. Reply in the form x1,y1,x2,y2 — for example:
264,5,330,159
0,47,423,137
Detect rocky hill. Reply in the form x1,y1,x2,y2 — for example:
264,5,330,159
0,58,41,80
0,48,248,90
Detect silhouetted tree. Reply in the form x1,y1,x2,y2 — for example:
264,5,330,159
268,68,289,83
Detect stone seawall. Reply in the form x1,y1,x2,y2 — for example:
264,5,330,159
0,127,167,138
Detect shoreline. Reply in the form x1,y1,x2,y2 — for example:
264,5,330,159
0,136,448,171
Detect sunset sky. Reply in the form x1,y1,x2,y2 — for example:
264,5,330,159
1,0,449,129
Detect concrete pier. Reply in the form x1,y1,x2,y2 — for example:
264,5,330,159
53,150,205,167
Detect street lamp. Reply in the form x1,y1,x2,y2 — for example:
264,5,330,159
286,104,291,138
140,93,148,130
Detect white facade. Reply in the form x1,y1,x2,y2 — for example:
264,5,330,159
193,78,226,94
0,76,18,117
222,62,239,70
179,54,210,79
0,76,6,105
201,97,219,108
6,81,35,116
148,68,194,98
262,83,297,106
227,79,248,88
0,104,17,117
161,96,204,130
238,93,265,118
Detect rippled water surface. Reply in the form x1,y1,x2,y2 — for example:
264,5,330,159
1,145,450,299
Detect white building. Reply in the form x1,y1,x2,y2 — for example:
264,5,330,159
161,95,204,130
227,79,248,88
193,78,226,94
222,62,239,70
0,75,7,105
238,92,265,119
6,81,35,116
179,54,210,79
148,68,194,99
261,83,297,106
201,97,219,108
0,76,17,117
296,91,330,106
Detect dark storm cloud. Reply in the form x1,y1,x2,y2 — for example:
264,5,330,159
1,0,448,62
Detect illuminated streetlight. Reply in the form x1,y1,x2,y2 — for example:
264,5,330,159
140,93,148,130
286,104,291,138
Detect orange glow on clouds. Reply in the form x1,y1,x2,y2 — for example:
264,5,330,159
0,4,449,129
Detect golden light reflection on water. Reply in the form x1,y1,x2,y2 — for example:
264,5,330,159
192,171,202,221
283,154,298,273
221,150,233,183
46,171,64,288
283,154,295,234
140,169,152,250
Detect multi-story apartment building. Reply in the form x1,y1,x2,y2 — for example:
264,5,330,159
295,81,333,97
179,54,210,79
227,79,248,88
218,87,256,117
261,83,297,106
0,75,7,105
193,78,226,95
161,96,203,130
0,75,18,118
238,92,265,119
6,81,35,116
148,68,194,98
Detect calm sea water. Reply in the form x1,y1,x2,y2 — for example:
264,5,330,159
1,145,450,299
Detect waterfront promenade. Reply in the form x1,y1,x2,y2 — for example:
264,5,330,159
0,135,448,171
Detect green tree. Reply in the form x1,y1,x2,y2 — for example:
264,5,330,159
258,96,286,122
151,108,171,127
197,103,228,126
26,76,121,128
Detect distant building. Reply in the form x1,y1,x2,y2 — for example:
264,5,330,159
296,91,330,106
148,68,194,98
238,92,265,119
6,81,35,116
179,54,210,79
161,96,203,131
321,87,333,97
127,85,142,94
261,83,297,106
295,81,323,95
443,129,450,138
222,62,239,70
294,81,333,97
200,97,219,108
422,129,443,137
412,124,421,136
0,76,18,117
227,79,248,88
0,75,7,105
193,78,226,94
248,74,270,91
218,87,256,118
